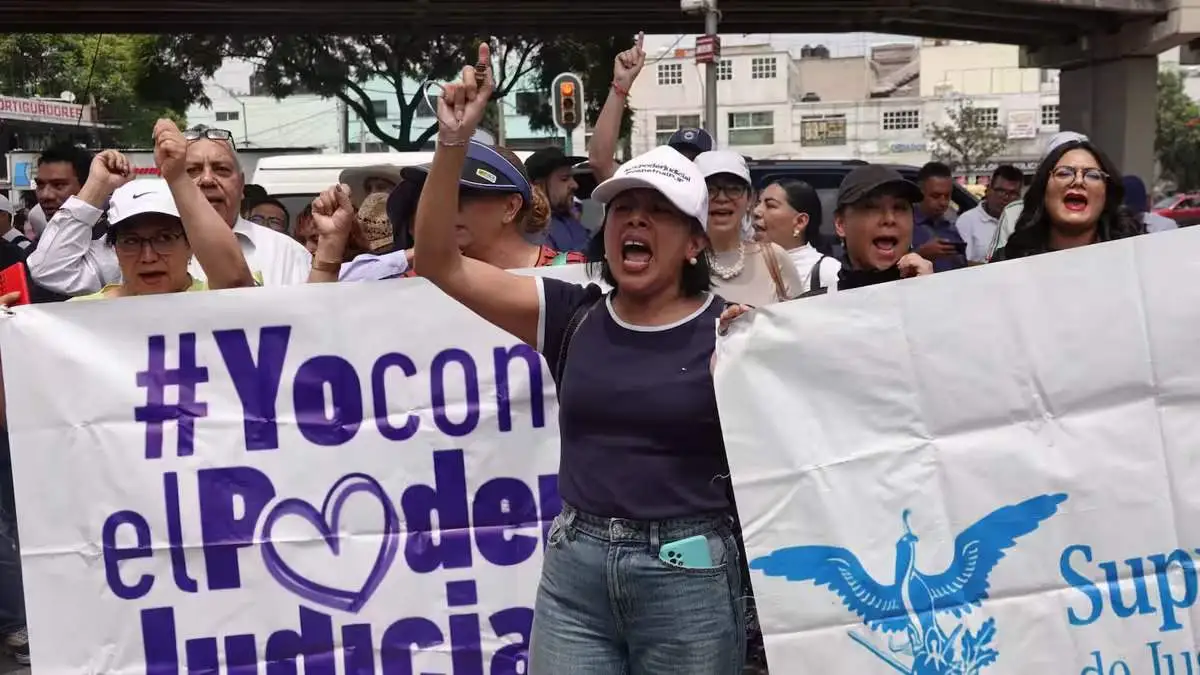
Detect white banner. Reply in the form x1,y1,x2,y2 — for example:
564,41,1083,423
0,266,593,673
715,228,1200,675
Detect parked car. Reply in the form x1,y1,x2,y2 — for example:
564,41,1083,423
1153,193,1200,227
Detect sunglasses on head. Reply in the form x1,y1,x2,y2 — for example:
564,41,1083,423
184,127,237,149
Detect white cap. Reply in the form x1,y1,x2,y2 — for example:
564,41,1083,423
0,195,12,215
590,146,709,227
106,179,180,225
1044,131,1088,158
694,150,751,185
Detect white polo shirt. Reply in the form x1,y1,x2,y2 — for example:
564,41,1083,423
28,195,311,295
954,205,1001,263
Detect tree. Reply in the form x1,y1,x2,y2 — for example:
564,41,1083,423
1155,69,1200,191
0,35,191,147
927,98,1009,173
149,35,541,152
516,37,635,148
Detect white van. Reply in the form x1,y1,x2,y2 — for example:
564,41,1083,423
250,150,534,226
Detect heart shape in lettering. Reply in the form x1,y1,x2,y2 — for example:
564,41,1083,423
260,473,400,613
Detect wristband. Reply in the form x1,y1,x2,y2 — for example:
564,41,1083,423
611,80,630,97
312,258,341,274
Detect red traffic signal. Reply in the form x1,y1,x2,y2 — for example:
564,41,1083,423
553,74,583,132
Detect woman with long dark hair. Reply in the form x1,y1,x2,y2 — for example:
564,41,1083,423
993,138,1142,261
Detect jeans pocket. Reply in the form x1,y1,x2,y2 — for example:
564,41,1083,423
545,513,568,548
655,529,730,577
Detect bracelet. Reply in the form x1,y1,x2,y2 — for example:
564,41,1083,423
611,80,629,97
311,258,341,274
438,135,469,147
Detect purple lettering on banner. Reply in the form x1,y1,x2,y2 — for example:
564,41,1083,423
472,478,539,566
186,637,219,672
263,606,336,675
431,349,481,437
163,472,198,593
450,611,485,675
489,607,534,675
101,510,154,600
260,473,401,613
293,355,364,446
493,345,546,432
141,606,178,674
380,617,443,673
134,333,210,459
214,326,292,452
371,353,420,442
197,466,276,591
402,449,474,573
341,623,376,674
224,634,259,675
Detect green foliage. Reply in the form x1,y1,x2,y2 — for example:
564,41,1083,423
516,37,635,141
1156,69,1200,191
149,35,541,152
928,98,1009,172
0,35,192,148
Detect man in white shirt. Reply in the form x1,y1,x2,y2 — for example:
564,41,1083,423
28,126,313,295
954,165,1024,264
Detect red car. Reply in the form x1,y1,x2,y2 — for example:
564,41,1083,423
1154,193,1200,227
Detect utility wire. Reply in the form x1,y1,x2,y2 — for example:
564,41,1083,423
76,35,103,126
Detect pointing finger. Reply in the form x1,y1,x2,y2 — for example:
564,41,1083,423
636,31,645,52
478,41,491,66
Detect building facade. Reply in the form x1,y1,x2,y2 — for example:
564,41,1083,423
627,39,1066,180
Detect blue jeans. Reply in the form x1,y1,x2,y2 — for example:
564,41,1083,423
528,502,746,674
0,433,24,634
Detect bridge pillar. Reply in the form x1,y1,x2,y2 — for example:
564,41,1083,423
1058,57,1158,183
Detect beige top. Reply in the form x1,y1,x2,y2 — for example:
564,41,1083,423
710,241,803,306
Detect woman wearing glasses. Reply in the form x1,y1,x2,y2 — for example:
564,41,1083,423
993,138,1141,261
695,150,802,305
67,120,256,300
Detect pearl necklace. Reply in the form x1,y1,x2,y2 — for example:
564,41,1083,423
708,241,745,280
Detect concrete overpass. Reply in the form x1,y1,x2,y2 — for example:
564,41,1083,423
1,0,1196,179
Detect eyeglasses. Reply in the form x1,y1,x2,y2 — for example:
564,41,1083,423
708,183,749,200
249,214,287,230
114,230,186,256
988,185,1021,199
1051,166,1107,185
184,127,237,149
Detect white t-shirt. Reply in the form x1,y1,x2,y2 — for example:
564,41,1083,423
788,243,841,294
28,196,312,295
954,205,1001,263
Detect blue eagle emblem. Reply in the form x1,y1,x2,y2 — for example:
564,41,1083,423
751,493,1068,674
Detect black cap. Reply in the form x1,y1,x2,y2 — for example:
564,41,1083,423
525,147,585,182
667,128,715,153
836,165,924,208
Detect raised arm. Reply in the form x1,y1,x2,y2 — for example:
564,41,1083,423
307,184,355,283
588,32,645,183
413,43,540,347
154,120,255,290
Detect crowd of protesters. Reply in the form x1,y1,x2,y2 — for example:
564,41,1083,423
0,32,1182,673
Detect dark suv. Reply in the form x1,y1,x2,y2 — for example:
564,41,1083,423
575,159,978,254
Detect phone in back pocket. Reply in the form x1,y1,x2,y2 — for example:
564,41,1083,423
659,535,715,569
0,263,30,306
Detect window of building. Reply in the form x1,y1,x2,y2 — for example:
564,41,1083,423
366,100,388,119
728,111,774,146
976,107,1000,128
657,63,683,86
655,113,702,145
717,59,733,81
881,109,920,131
800,115,847,146
1040,104,1060,127
215,111,239,122
750,57,777,80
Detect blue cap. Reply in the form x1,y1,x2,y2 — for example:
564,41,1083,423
399,140,532,204
1122,175,1148,214
667,128,715,153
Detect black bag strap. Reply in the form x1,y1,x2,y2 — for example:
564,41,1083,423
808,254,828,293
554,298,601,395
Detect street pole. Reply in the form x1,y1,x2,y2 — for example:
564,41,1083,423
496,100,507,145
703,0,719,138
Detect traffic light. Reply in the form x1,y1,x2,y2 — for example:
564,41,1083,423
552,73,583,132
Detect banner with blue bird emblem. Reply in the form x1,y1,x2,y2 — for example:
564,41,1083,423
714,227,1200,674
